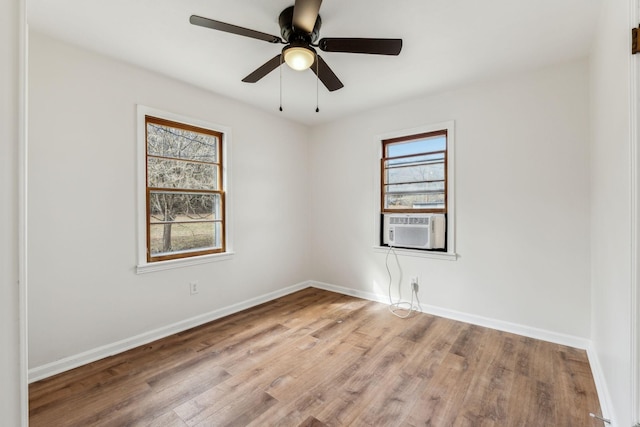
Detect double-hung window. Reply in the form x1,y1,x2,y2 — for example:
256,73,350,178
144,115,225,263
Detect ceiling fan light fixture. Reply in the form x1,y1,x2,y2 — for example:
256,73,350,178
283,45,315,71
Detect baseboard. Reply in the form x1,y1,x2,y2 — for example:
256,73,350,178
312,281,390,305
310,280,591,350
28,280,311,383
585,344,616,426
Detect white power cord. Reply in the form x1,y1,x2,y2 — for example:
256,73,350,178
385,245,422,318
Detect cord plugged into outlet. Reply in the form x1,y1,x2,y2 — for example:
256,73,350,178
385,246,422,318
411,276,419,293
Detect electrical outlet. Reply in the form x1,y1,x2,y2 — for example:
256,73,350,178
411,276,419,292
189,281,199,295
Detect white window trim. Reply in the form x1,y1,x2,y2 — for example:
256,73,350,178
373,120,457,260
135,105,234,274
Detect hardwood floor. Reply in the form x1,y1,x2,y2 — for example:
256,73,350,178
29,288,604,426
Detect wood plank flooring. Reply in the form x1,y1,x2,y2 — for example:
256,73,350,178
29,288,604,426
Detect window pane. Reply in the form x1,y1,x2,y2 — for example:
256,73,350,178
147,157,218,190
386,135,446,157
149,221,221,255
149,192,221,222
385,162,444,184
386,152,444,167
385,192,445,210
147,122,218,162
386,181,445,193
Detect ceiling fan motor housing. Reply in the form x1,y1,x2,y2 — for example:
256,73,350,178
279,6,321,44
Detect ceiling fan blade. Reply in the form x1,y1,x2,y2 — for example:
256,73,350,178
190,15,282,44
311,55,344,92
318,38,403,55
242,55,283,83
292,0,322,34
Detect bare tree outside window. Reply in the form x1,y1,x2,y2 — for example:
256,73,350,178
145,116,224,262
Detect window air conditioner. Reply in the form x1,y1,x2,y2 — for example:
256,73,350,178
387,214,445,250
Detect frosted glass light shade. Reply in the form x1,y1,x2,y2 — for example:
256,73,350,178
284,46,315,71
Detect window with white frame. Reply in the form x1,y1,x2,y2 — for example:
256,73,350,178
377,122,455,257
137,107,231,272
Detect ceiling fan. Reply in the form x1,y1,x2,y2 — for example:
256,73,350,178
189,0,403,92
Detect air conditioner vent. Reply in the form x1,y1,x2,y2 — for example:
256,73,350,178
389,216,430,225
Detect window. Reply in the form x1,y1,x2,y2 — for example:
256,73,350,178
381,130,447,214
137,107,231,271
376,121,456,258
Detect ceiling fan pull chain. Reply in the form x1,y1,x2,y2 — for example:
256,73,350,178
315,58,320,113
279,55,283,112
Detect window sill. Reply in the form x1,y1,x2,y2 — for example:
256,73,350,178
136,251,235,274
373,246,458,261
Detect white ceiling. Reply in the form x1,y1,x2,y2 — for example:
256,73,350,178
28,0,602,126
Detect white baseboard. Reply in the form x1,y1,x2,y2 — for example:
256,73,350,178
28,281,311,383
585,345,617,426
310,280,591,349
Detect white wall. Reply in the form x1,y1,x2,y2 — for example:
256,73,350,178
309,60,592,339
28,32,310,368
0,0,24,423
590,0,634,424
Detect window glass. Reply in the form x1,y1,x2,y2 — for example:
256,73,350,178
145,116,224,262
382,131,447,213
